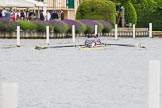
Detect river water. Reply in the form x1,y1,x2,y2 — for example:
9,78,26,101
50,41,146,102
0,37,162,108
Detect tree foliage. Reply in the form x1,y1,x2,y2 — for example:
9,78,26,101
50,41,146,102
79,0,162,30
76,0,116,24
123,0,137,24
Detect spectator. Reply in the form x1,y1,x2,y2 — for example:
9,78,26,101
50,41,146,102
51,10,58,20
2,8,7,17
5,9,10,21
15,10,20,20
28,10,35,20
60,9,64,20
20,10,25,20
0,9,2,18
10,11,16,21
46,10,51,21
40,10,45,21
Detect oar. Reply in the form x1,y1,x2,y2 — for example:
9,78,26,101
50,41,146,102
0,45,18,49
35,43,146,50
35,44,85,50
103,43,146,48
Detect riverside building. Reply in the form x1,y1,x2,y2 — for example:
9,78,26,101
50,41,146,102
0,0,82,20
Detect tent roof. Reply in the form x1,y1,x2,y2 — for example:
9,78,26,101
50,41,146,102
26,0,48,7
35,1,47,7
0,0,35,7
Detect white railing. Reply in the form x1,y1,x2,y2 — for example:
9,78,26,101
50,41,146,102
107,23,152,39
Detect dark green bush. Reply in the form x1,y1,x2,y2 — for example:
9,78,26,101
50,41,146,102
149,9,162,30
0,18,17,32
123,0,137,24
0,18,114,34
62,19,87,34
48,20,69,33
0,23,6,31
6,22,17,32
95,21,104,33
76,0,116,24
78,21,87,33
35,23,46,32
17,20,36,31
33,20,54,32
133,0,162,30
80,19,104,34
85,25,93,34
99,20,113,33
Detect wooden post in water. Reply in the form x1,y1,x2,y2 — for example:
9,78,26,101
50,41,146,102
0,82,18,108
149,23,152,38
72,25,75,43
148,60,160,108
115,24,118,40
16,26,20,47
133,24,135,38
46,26,50,45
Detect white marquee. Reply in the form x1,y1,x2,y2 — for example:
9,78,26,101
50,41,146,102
0,0,35,7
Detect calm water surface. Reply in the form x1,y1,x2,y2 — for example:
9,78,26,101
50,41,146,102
0,37,162,108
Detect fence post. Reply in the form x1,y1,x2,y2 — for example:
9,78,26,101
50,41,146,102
148,60,160,108
16,26,20,47
46,26,50,45
0,82,18,108
115,24,118,40
95,25,98,34
149,23,152,38
133,24,135,38
72,25,75,43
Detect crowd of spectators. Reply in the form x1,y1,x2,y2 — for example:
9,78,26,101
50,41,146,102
0,8,64,21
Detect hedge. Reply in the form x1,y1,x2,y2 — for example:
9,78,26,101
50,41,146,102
0,18,113,34
17,20,37,31
63,19,87,34
0,18,17,32
80,19,105,34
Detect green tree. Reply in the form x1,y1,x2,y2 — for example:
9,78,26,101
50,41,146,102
132,0,157,28
111,0,157,27
123,0,137,24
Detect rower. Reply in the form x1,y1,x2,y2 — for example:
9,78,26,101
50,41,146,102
85,34,96,47
93,34,101,46
85,34,101,47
